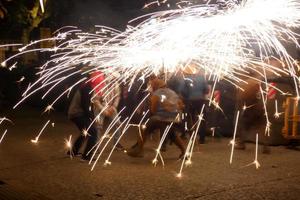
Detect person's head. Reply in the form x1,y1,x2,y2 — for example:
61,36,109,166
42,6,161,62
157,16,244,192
148,77,166,92
90,70,106,95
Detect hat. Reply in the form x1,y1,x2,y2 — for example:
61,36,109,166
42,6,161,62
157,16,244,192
90,71,106,95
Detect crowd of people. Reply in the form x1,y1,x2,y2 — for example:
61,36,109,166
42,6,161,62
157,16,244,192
66,63,266,162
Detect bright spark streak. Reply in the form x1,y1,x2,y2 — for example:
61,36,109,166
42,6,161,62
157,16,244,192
0,129,7,144
245,133,261,169
103,119,131,166
43,105,54,114
87,107,127,160
88,114,123,164
274,99,283,118
31,120,50,143
3,0,300,174
39,0,45,13
91,94,149,169
230,110,240,164
211,127,215,137
16,76,25,83
0,44,22,48
260,86,271,136
7,0,300,105
65,135,72,148
254,133,261,169
176,173,182,179
8,62,18,71
242,103,255,111
91,118,129,170
152,123,173,167
82,129,89,137
0,117,13,125
178,105,205,176
65,135,73,158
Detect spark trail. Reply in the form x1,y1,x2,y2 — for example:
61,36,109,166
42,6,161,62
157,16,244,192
3,0,300,171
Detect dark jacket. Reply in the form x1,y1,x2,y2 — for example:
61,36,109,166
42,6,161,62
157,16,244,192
68,84,94,119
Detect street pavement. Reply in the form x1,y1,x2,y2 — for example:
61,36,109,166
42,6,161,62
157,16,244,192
0,107,299,200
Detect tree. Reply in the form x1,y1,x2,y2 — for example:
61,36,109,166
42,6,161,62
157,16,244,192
0,0,51,40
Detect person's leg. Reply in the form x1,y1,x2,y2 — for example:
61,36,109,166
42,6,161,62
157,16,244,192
158,121,171,152
82,123,98,159
127,118,162,157
186,101,194,132
71,116,87,155
235,110,246,150
198,100,207,144
180,104,189,139
189,100,206,144
139,118,162,147
169,124,185,158
108,111,123,146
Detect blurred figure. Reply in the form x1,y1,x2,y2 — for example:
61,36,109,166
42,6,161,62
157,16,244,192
67,80,98,161
127,77,186,159
169,64,209,143
91,71,124,150
120,73,150,124
235,69,273,153
183,64,209,144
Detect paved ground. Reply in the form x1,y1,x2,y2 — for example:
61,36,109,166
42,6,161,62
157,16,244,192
0,107,299,200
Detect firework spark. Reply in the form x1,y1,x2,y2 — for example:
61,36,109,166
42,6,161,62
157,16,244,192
229,110,240,164
3,0,300,171
39,0,45,13
152,123,173,167
6,0,300,111
31,120,51,143
0,117,13,125
274,99,283,118
0,129,7,144
65,135,73,158
177,104,205,178
245,133,261,169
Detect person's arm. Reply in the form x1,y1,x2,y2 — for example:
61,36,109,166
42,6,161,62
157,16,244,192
203,79,210,95
112,84,121,109
150,95,159,114
81,85,93,119
93,95,106,111
177,98,185,112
